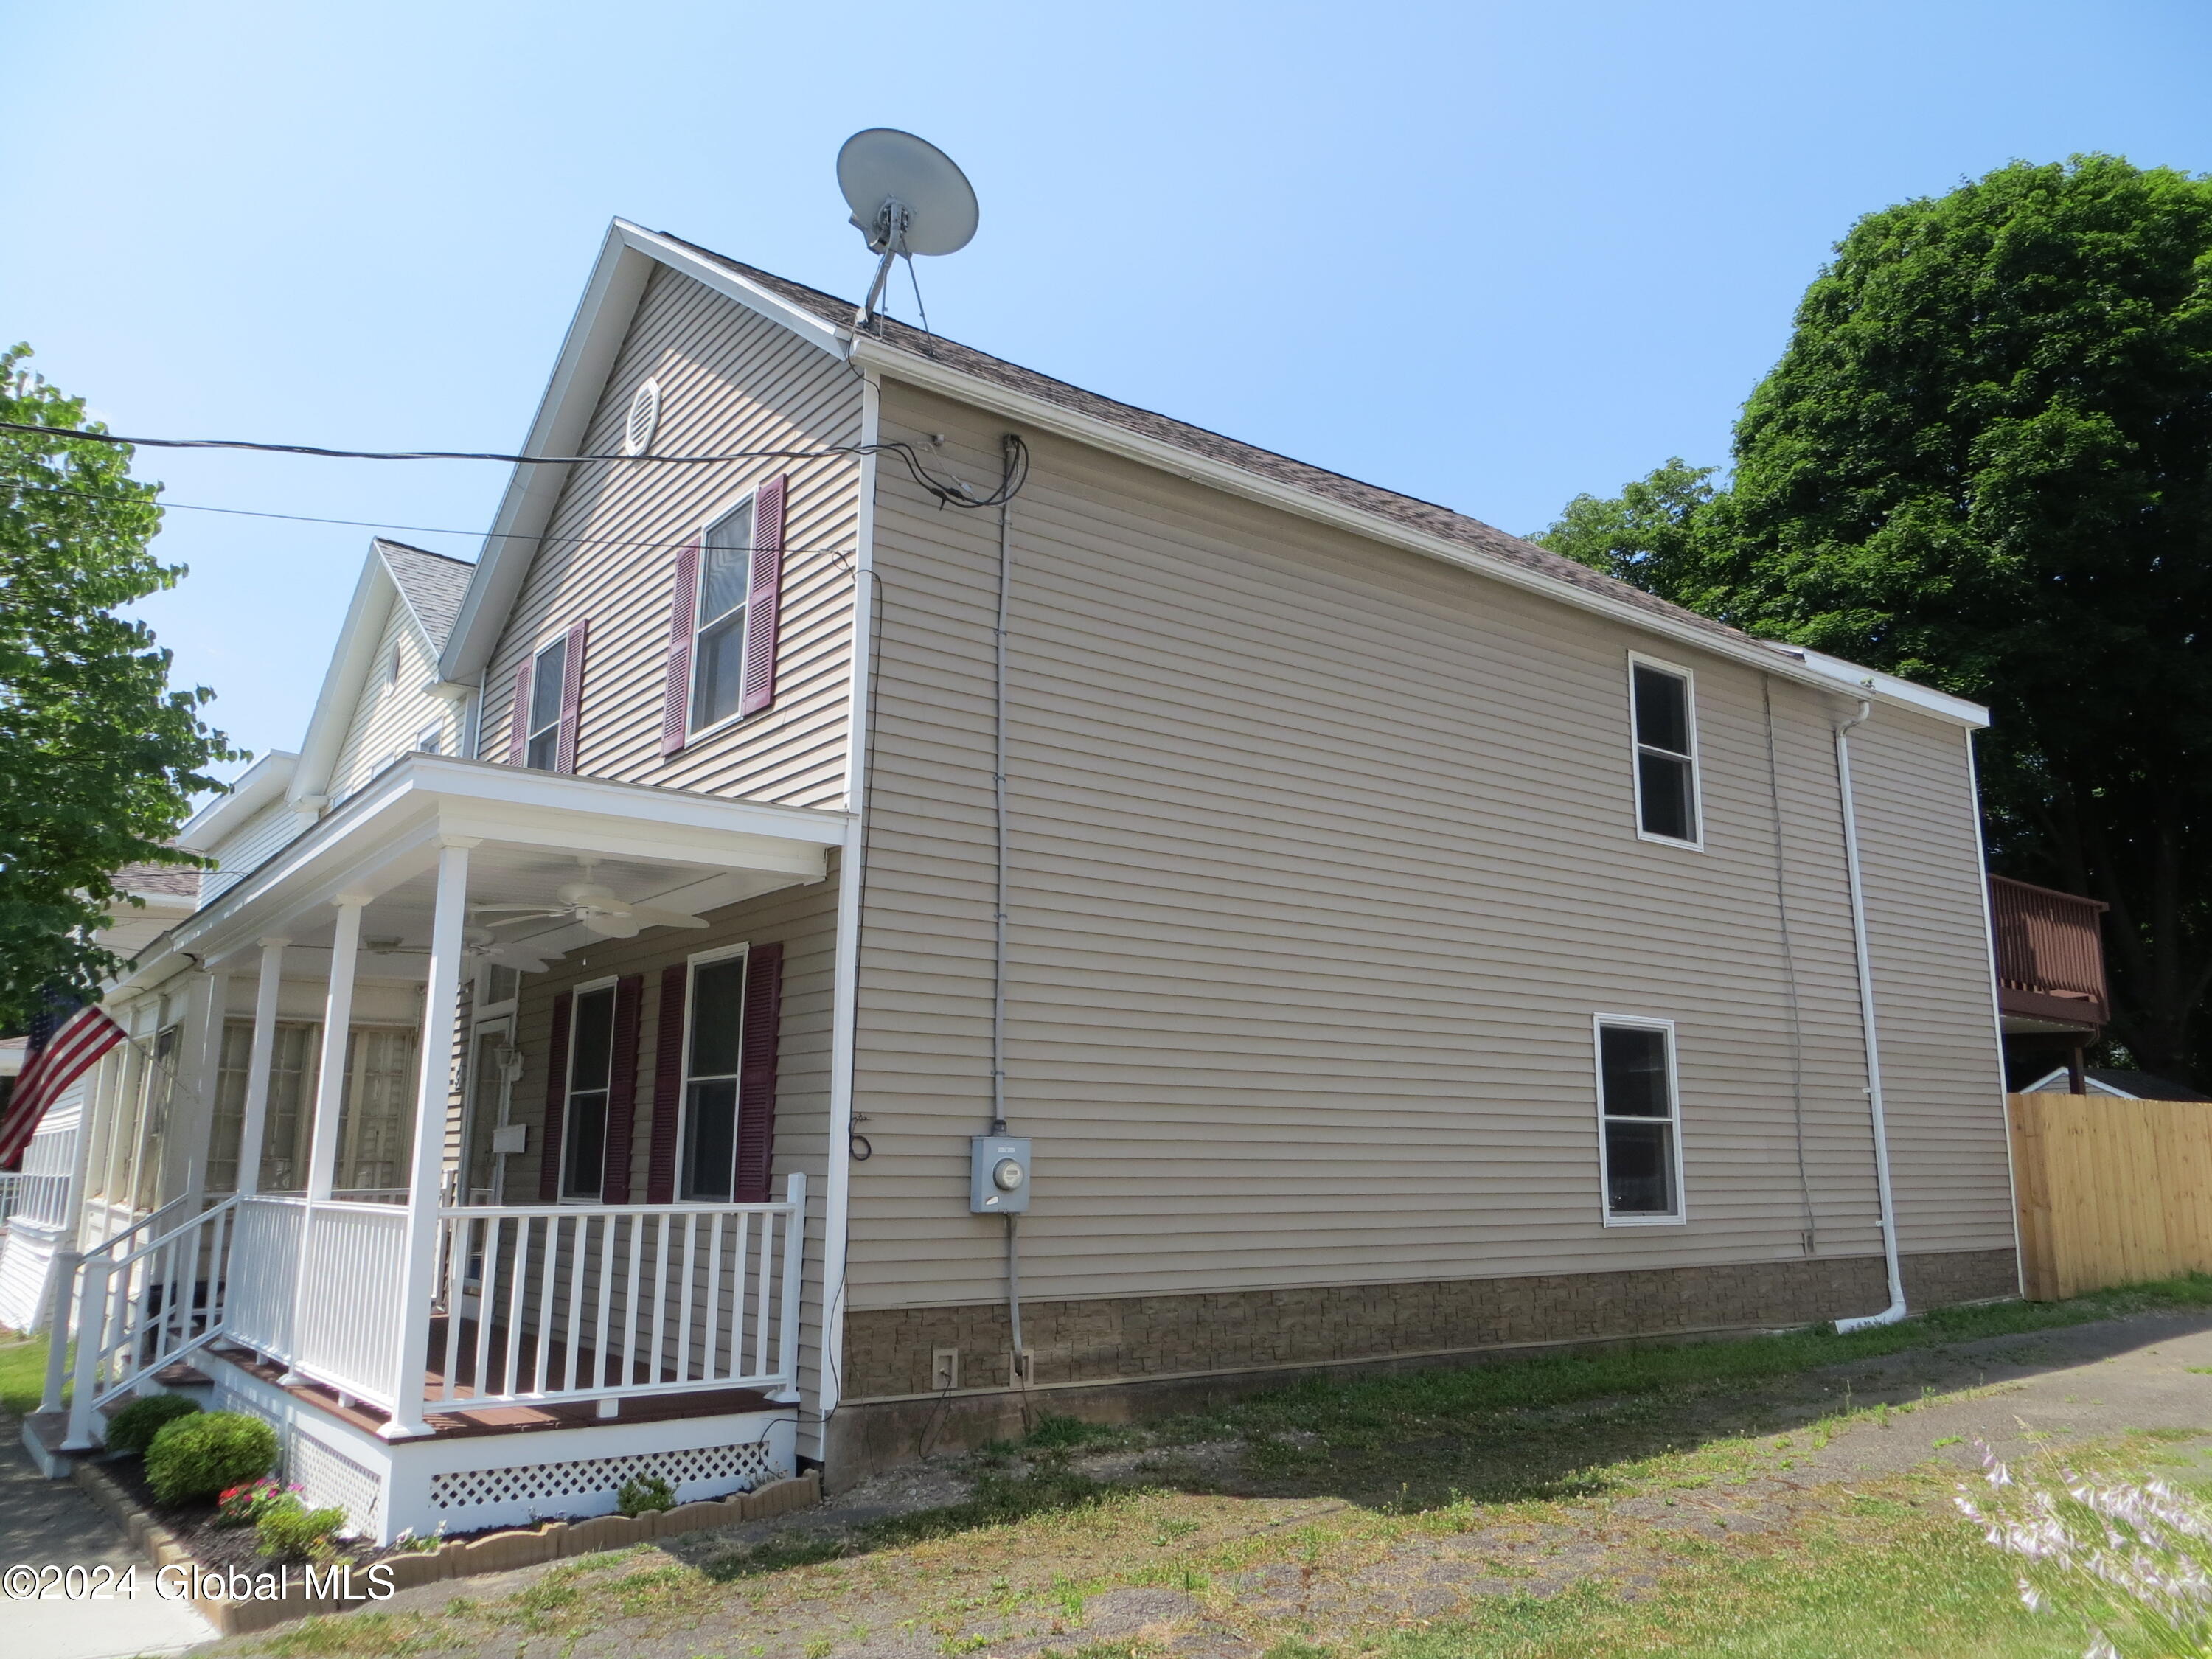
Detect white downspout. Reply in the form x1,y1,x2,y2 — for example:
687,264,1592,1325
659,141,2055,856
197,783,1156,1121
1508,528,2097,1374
1833,699,1907,1332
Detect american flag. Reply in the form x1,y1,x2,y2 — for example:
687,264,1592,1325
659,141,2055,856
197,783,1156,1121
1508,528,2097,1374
0,1005,125,1165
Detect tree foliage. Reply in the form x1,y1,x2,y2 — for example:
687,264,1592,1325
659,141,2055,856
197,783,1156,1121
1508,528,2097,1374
0,345,237,1028
1534,156,2212,1082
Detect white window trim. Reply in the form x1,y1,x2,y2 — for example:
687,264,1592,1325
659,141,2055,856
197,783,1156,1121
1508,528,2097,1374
473,961,519,1020
1627,650,1706,852
1592,1012,1688,1227
686,488,763,741
524,633,569,768
556,974,620,1204
675,941,751,1202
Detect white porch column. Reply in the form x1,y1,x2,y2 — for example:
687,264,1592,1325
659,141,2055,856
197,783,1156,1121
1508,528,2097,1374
305,899,365,1202
234,938,290,1197
281,897,364,1387
383,839,473,1439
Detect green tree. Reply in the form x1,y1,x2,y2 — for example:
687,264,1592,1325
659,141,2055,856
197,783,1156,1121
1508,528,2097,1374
1532,456,1718,594
0,345,237,1027
1537,156,2212,1082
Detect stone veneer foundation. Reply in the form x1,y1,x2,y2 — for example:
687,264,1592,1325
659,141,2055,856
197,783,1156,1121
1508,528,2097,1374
824,1248,2020,1482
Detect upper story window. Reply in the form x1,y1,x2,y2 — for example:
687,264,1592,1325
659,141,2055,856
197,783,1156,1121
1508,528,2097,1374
692,497,754,732
1595,1016,1684,1222
1629,655,1701,846
415,721,442,756
524,635,568,770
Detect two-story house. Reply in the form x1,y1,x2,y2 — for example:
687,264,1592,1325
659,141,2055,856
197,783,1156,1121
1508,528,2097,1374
32,219,2017,1543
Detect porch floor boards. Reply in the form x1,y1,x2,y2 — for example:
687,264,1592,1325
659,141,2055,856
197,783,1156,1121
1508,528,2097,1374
208,1320,777,1444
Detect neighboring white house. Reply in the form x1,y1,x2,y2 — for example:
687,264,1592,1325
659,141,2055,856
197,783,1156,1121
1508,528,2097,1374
0,865,201,1333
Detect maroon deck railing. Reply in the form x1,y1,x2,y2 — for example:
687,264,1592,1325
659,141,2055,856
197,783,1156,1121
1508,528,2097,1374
1990,875,2110,1030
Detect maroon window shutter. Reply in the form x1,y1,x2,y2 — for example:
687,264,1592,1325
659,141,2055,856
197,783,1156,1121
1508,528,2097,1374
505,657,534,766
599,974,643,1203
739,476,786,717
661,539,700,758
732,941,784,1203
538,990,573,1201
554,618,588,775
647,964,687,1203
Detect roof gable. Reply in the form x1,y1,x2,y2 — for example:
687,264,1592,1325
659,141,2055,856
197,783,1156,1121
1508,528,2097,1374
442,219,1986,728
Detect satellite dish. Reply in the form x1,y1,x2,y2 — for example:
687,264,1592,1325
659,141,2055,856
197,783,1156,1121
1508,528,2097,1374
837,128,978,330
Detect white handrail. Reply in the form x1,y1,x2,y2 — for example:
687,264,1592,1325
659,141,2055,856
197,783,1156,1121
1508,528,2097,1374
64,1194,243,1450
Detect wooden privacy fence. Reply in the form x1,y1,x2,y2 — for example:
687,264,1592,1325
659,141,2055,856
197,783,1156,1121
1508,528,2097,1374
2008,1092,2212,1300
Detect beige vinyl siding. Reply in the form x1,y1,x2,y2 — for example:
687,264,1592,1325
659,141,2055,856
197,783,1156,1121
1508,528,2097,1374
506,872,839,1455
202,800,307,901
846,380,2006,1312
476,266,861,807
329,597,457,804
1850,715,2017,1260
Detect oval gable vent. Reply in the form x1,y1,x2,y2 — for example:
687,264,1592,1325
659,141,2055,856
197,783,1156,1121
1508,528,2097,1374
624,379,661,457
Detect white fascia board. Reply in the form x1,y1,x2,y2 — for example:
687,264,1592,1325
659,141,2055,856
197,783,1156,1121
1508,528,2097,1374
853,339,1993,731
442,225,655,685
292,551,397,804
178,751,300,851
1794,647,1989,729
174,754,849,959
442,221,846,687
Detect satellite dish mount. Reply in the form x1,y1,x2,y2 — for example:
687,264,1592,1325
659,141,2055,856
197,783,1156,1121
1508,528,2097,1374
837,128,978,334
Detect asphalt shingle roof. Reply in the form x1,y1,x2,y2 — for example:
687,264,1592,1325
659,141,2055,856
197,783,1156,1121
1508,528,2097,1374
665,233,1768,658
376,539,473,653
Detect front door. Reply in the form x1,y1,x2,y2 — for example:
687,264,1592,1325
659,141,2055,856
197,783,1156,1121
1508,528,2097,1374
459,1017,517,1207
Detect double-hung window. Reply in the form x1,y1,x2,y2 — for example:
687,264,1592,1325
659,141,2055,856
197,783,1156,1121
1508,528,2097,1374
523,635,568,771
691,498,754,733
1595,1016,1684,1222
1629,655,1700,846
560,982,617,1199
679,950,750,1200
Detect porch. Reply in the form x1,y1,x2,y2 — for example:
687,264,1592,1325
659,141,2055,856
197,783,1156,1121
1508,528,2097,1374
54,753,845,1539
1989,875,2110,1088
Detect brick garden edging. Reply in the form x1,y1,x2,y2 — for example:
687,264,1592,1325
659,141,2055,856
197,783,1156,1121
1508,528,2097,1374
69,1458,821,1638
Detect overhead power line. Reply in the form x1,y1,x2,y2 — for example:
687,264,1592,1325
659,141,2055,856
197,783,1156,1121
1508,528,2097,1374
8,479,849,557
0,419,1029,510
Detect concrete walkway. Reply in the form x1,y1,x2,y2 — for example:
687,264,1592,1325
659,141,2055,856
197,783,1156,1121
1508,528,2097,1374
0,1423,215,1659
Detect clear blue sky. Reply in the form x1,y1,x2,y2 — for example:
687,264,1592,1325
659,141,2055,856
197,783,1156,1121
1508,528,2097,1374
9,0,2210,771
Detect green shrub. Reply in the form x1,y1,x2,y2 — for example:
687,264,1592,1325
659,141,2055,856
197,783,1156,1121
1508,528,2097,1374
255,1497,345,1562
145,1410,279,1506
104,1394,201,1457
616,1473,675,1517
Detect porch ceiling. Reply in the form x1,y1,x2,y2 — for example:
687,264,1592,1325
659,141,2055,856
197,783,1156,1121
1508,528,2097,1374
178,754,848,964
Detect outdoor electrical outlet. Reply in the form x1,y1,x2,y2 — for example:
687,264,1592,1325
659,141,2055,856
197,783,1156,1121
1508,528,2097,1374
931,1347,959,1391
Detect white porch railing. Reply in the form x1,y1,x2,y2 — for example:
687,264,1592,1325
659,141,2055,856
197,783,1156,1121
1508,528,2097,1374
0,1172,18,1230
65,1175,806,1442
430,1174,807,1411
67,1197,242,1447
221,1197,408,1409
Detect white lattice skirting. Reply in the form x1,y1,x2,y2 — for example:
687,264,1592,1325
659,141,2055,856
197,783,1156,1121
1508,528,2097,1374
429,1439,781,1516
196,1346,797,1545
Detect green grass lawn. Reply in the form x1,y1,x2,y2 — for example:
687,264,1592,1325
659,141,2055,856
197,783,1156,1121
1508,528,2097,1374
0,1330,53,1417
237,1275,2212,1659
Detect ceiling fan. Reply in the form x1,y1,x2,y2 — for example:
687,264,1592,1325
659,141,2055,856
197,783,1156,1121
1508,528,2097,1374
473,862,710,940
